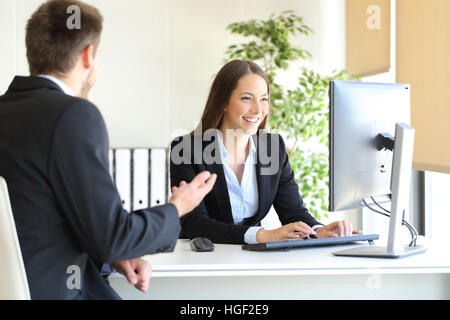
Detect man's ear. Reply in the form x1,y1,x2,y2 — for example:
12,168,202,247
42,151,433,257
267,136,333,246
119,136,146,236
81,44,94,70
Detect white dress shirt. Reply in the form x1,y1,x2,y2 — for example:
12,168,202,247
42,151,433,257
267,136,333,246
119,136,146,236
217,134,262,244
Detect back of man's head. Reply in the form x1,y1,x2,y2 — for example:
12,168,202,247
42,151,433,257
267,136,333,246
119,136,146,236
26,0,103,76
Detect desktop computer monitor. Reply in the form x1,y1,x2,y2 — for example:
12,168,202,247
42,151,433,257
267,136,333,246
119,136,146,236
328,80,426,258
329,81,410,212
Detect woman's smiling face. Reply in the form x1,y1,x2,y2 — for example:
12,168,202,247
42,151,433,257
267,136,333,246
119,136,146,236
220,73,269,135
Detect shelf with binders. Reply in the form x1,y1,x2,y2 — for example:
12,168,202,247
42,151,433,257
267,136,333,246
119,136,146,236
108,147,169,212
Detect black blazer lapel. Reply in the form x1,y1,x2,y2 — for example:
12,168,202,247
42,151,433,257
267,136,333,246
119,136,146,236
254,134,271,223
202,137,234,224
240,134,270,227
256,163,270,220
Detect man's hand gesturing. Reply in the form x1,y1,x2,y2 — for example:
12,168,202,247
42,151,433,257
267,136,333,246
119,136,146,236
169,171,217,217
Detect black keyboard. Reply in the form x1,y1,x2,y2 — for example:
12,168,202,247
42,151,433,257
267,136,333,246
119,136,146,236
241,234,379,251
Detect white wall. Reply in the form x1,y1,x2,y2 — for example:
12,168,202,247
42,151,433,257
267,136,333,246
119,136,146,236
0,0,345,148
0,0,17,92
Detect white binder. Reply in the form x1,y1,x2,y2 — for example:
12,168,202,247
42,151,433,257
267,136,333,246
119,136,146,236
115,148,131,212
150,148,167,206
132,148,149,210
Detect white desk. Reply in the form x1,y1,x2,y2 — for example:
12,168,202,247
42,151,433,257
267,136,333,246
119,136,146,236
108,239,450,299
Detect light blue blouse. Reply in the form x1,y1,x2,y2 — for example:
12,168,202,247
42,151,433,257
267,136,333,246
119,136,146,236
217,134,262,244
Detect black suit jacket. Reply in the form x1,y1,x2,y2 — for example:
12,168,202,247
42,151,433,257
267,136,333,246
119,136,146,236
170,131,322,244
0,76,180,300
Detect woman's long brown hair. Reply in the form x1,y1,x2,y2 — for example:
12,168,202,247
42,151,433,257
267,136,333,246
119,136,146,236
192,59,270,135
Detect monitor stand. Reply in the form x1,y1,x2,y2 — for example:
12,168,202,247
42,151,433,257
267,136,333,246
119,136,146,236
333,244,426,258
333,123,427,258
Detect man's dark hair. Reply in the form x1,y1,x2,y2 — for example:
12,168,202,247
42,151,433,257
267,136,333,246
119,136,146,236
26,0,103,76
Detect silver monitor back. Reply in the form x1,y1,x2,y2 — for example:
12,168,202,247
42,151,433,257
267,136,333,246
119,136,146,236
329,81,411,212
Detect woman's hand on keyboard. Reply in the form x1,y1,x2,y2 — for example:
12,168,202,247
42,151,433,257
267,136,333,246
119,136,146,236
256,221,316,243
314,221,361,238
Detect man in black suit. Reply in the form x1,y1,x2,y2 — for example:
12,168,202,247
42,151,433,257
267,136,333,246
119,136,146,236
0,0,216,299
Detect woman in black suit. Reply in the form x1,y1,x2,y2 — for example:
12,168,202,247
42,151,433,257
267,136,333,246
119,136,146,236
170,59,359,244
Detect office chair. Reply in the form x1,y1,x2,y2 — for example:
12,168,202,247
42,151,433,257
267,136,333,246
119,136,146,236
0,177,31,300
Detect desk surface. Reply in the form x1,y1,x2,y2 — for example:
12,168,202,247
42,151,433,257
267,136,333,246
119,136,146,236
124,239,450,278
109,239,450,299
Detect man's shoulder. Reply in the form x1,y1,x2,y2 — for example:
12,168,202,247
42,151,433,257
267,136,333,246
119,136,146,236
42,90,98,113
59,96,102,119
53,97,105,136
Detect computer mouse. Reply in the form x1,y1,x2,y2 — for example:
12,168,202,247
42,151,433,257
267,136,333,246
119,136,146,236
190,237,215,252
